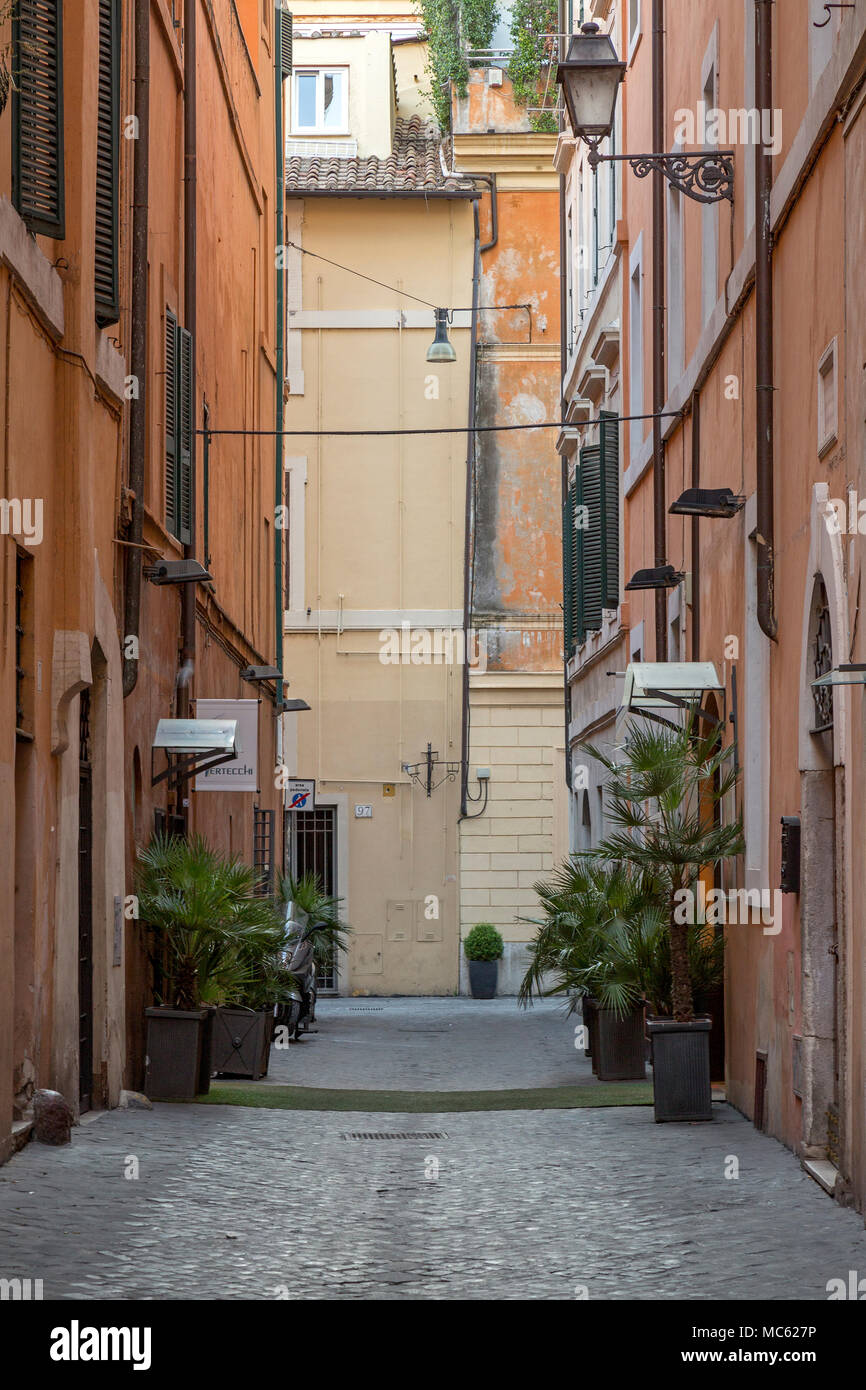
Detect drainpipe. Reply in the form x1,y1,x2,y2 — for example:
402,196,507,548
122,0,149,699
178,0,198,725
476,172,498,253
459,202,481,819
690,389,700,659
755,0,777,640
651,0,668,660
558,0,573,793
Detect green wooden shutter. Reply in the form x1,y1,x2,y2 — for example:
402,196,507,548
580,443,604,632
562,483,574,659
165,309,178,537
574,469,585,646
599,410,620,611
94,0,120,326
178,326,193,546
12,0,65,238
277,7,293,79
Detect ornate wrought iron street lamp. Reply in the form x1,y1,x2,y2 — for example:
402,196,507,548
557,22,734,205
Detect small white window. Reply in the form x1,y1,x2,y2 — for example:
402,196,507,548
292,69,348,134
629,239,644,460
818,339,838,456
628,0,641,61
701,55,719,327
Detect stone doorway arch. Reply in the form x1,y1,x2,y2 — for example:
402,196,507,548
797,485,849,1177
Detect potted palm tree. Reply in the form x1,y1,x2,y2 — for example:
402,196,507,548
464,923,504,998
580,716,743,1121
136,834,283,1099
520,860,666,1080
521,855,728,1086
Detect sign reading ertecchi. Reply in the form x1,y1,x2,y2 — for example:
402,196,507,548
194,698,258,792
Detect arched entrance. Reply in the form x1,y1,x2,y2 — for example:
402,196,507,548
798,485,849,1175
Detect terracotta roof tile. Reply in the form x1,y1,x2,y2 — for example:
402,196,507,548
285,115,476,196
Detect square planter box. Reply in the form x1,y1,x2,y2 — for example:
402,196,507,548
145,1007,208,1101
211,1008,272,1080
468,960,498,999
646,1016,713,1122
595,1005,646,1081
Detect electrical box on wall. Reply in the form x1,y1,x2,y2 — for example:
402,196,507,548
780,816,801,894
488,67,503,87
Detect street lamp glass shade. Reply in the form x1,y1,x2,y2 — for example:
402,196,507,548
556,24,626,141
426,308,457,363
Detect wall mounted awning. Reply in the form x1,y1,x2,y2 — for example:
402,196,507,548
151,718,238,789
622,662,724,728
812,663,866,688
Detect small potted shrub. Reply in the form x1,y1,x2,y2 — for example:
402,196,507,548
464,923,504,998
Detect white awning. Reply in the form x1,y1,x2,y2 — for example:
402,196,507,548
152,719,238,753
622,662,723,713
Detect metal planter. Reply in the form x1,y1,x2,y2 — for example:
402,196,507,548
145,1007,208,1101
211,1007,272,1080
646,1016,713,1122
595,1004,647,1081
468,960,498,999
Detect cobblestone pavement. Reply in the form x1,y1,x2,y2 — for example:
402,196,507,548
264,995,587,1089
1,999,865,1300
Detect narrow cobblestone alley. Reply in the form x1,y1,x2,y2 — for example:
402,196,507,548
2,999,864,1301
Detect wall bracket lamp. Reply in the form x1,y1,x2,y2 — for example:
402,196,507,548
144,559,213,586
557,23,734,205
669,488,746,518
402,742,462,797
625,565,684,591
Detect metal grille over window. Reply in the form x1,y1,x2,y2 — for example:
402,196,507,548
15,554,26,733
811,581,834,733
253,807,275,897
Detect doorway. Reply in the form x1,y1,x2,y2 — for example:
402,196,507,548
288,805,338,991
78,688,94,1112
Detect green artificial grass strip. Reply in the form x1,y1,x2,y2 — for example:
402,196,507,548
190,1081,655,1112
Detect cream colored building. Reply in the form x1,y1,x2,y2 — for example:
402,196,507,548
283,3,566,995
282,5,477,993
450,55,567,992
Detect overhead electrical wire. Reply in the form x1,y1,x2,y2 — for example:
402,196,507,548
198,410,682,438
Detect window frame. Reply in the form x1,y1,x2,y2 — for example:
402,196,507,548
817,338,838,458
291,67,349,135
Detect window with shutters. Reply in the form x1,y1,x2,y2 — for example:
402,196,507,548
95,0,120,327
165,308,193,545
11,0,65,239
562,414,620,659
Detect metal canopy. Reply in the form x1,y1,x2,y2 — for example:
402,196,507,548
622,662,724,729
812,663,866,688
151,718,239,789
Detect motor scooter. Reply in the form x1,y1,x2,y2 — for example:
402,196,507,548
278,904,327,1042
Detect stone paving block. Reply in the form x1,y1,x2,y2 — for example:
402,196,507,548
0,999,864,1300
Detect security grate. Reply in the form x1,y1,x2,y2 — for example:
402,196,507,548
341,1132,448,1141
253,806,275,897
